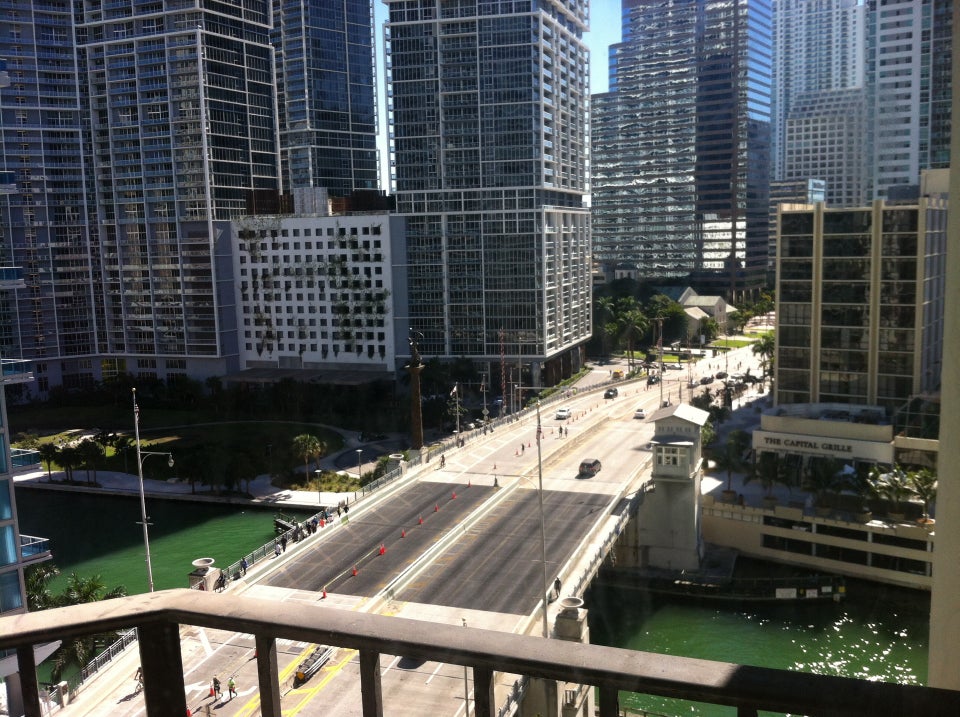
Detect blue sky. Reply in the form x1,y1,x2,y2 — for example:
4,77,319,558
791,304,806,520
372,1,623,186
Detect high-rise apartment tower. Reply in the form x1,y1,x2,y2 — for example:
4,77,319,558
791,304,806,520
592,0,772,300
273,0,379,195
771,0,867,206
385,0,592,388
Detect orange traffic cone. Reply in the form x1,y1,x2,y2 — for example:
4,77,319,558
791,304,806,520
418,516,424,525
379,544,386,556
322,588,327,599
434,503,439,512
401,529,406,538
352,566,358,577
209,686,215,698
451,491,457,500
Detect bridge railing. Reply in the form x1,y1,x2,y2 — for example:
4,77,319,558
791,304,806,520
4,589,957,717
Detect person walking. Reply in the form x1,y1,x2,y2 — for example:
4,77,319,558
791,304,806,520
240,557,248,576
212,676,221,699
227,676,237,699
134,666,143,693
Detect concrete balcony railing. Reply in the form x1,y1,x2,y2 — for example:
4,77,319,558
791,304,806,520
3,590,959,717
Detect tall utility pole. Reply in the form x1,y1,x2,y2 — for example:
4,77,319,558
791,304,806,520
408,331,425,450
657,317,665,407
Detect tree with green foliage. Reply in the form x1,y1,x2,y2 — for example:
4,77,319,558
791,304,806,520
618,304,649,369
804,457,844,509
38,443,59,482
50,573,128,681
644,295,688,345
712,429,751,495
77,439,105,485
58,445,80,483
25,565,128,682
292,434,325,482
595,296,617,360
752,332,775,386
908,468,937,523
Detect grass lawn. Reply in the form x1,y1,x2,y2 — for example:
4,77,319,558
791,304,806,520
713,337,755,349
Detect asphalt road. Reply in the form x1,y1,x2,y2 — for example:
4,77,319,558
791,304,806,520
403,488,611,613
262,481,497,595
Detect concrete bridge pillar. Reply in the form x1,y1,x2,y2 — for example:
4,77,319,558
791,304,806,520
521,597,593,717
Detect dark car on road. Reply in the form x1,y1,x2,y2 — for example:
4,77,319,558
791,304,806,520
604,387,618,399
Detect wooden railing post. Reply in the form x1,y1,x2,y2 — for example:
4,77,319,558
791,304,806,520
255,635,281,717
359,649,383,717
598,684,619,717
16,645,41,717
137,622,186,717
473,667,495,717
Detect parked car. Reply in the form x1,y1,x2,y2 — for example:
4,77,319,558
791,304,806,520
700,376,712,385
647,375,660,385
604,387,619,399
633,408,646,420
578,458,602,477
716,371,729,379
555,407,572,420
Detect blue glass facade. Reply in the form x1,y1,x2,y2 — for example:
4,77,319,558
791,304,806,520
274,0,379,195
592,0,772,298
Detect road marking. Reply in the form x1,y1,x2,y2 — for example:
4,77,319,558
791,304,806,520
198,627,212,656
425,661,444,684
381,654,401,677
230,640,328,717
283,650,357,717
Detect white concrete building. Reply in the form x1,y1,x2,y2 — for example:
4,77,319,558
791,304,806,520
233,193,404,375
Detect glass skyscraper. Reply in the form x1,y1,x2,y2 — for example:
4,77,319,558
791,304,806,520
273,0,379,195
385,0,592,387
771,0,866,205
866,0,953,199
592,0,772,300
1,0,281,390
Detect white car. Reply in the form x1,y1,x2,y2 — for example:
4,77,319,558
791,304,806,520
555,407,572,420
633,408,646,420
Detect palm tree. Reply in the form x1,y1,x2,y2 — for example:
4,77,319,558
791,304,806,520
57,445,80,483
745,450,780,501
712,429,751,496
292,434,325,481
49,573,127,682
618,307,649,370
873,464,915,519
804,457,843,511
751,332,775,388
37,443,59,482
76,439,105,485
907,468,937,523
25,563,61,611
596,296,616,360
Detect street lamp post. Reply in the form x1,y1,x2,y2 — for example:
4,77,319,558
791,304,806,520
132,388,174,593
315,469,322,506
356,449,363,481
462,618,471,716
534,400,549,639
452,382,460,435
